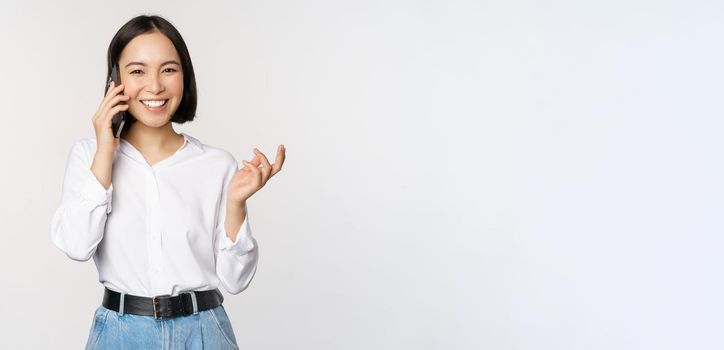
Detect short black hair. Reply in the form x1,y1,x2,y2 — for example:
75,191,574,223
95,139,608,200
106,15,197,136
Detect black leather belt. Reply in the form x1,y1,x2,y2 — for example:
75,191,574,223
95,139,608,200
102,287,224,320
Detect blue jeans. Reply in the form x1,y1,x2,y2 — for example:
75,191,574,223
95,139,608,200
85,304,240,349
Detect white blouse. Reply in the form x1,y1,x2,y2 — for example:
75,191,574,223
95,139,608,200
50,132,258,297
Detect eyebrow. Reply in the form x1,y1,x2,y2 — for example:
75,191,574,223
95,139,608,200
124,60,181,68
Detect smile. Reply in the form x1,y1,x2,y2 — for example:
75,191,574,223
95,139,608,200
141,99,168,108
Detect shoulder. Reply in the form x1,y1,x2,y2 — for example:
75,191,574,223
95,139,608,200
184,133,238,169
66,137,98,161
73,137,96,150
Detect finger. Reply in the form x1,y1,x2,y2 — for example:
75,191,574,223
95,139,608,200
103,104,128,123
98,104,128,131
237,156,254,173
271,144,286,176
105,104,129,123
106,94,130,109
243,159,261,173
105,80,114,97
242,159,262,183
98,80,114,112
249,154,261,167
111,103,129,113
100,83,125,111
253,148,272,180
99,93,129,121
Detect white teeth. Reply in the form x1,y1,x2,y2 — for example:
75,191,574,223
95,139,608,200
142,100,167,108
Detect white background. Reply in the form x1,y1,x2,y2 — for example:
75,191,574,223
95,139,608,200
1,0,722,349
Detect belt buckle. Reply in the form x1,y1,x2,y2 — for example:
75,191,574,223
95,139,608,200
152,294,172,320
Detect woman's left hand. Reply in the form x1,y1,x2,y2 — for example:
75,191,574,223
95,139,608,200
227,145,286,205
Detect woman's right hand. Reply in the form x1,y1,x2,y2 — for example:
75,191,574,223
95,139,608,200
93,80,130,153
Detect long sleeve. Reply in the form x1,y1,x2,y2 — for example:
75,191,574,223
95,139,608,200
50,140,114,262
214,159,259,295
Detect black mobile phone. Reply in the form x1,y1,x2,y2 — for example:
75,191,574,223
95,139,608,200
105,64,126,138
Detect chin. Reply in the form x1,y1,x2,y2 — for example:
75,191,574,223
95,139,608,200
129,109,176,127
141,117,173,128
127,113,169,127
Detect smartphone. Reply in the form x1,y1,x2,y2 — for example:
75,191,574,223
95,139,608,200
105,64,126,138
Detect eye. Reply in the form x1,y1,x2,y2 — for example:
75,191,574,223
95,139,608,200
163,67,178,73
130,69,143,74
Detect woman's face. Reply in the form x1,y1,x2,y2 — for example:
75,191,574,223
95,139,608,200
118,31,183,129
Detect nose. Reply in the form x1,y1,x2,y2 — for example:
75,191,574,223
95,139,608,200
146,73,164,94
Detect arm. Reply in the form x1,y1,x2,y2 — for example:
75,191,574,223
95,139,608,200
214,161,259,294
49,140,114,261
224,202,247,243
214,145,284,294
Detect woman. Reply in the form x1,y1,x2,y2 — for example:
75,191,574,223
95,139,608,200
50,15,285,349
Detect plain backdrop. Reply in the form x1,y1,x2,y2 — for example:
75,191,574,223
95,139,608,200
1,0,722,349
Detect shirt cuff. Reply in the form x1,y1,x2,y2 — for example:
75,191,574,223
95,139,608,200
81,168,113,214
219,213,255,255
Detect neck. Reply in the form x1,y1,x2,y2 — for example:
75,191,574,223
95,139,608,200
122,122,182,153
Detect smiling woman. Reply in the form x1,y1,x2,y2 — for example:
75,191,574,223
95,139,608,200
106,16,197,140
50,14,286,350
119,33,185,131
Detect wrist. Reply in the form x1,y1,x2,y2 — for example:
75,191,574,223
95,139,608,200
94,149,116,159
226,199,247,209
